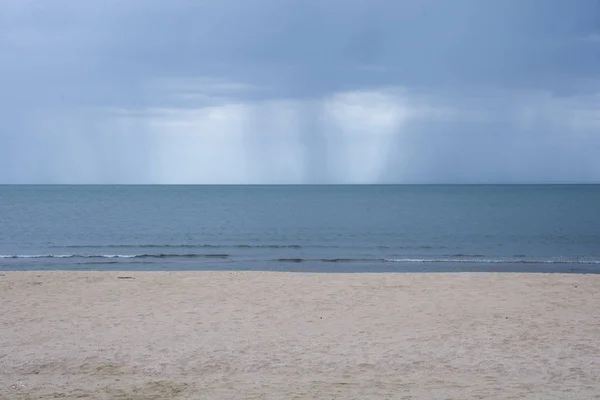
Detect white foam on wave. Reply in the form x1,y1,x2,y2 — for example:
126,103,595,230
383,258,600,264
0,254,137,259
0,254,71,259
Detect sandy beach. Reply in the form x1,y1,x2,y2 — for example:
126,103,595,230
1,272,599,399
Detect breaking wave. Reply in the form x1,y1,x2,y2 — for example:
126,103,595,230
383,258,600,264
0,253,230,259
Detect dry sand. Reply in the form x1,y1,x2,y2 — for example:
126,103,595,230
1,271,599,399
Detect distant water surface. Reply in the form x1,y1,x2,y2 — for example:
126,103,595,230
1,185,599,272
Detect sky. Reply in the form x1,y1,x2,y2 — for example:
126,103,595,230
1,0,599,184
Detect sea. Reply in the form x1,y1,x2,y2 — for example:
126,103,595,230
1,185,599,273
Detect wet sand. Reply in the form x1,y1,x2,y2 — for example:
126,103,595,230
1,271,599,399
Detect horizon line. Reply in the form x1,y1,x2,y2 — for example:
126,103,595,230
1,183,599,186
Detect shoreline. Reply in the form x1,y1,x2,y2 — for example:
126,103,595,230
3,266,600,274
2,271,599,399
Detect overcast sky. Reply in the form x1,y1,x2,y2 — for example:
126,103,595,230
1,0,599,183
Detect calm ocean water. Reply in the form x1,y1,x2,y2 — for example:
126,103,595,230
1,185,599,273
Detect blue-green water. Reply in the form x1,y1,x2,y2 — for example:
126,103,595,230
1,185,599,273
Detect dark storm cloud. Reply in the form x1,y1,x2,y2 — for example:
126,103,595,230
1,0,599,183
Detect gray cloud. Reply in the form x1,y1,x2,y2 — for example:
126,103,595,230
1,0,599,183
